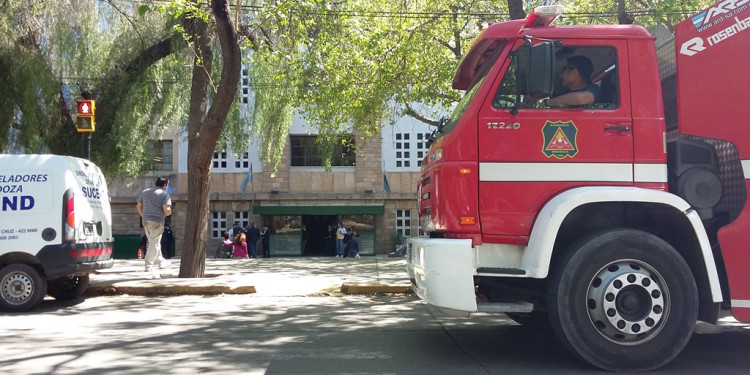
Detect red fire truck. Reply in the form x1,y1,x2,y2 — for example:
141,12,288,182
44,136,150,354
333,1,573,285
407,1,750,371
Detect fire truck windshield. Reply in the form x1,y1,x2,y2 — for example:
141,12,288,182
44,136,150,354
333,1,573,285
436,75,487,139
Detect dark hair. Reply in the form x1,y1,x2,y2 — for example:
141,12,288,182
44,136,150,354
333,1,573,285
223,231,230,240
156,176,169,187
567,55,594,84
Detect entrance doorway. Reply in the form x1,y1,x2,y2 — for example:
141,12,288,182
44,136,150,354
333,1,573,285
302,215,337,256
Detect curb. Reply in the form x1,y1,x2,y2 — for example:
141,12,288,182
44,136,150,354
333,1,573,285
340,283,413,295
84,283,412,297
85,285,256,297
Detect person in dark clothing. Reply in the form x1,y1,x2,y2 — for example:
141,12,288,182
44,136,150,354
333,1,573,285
546,55,601,107
347,230,361,258
139,234,148,258
229,221,244,237
342,228,353,258
261,225,272,258
215,231,233,258
246,222,261,258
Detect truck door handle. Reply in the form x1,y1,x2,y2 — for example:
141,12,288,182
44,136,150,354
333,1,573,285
605,124,631,132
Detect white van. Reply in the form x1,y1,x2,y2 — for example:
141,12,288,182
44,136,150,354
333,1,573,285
0,154,114,312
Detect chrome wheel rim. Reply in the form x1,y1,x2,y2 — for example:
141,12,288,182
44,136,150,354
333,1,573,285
586,259,669,345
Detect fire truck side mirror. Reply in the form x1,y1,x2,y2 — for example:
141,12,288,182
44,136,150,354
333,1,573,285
527,41,556,98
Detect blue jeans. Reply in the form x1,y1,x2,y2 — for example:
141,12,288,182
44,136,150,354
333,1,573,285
248,241,258,258
336,239,344,256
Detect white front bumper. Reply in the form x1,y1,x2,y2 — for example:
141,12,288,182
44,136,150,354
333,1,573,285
406,236,478,313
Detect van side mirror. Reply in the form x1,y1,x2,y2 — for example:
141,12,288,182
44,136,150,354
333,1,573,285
527,41,555,97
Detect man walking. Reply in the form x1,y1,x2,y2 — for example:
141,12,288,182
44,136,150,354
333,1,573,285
136,176,172,278
246,222,261,259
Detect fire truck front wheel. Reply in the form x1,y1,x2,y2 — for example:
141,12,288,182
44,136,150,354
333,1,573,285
548,228,698,371
0,263,48,312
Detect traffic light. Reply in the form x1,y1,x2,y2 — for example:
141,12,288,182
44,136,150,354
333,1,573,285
75,100,96,132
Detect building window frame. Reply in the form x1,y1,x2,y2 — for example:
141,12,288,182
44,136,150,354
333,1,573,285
290,135,355,167
210,211,227,239
396,209,412,238
235,152,250,169
146,140,174,171
234,211,250,230
416,132,431,167
212,151,228,169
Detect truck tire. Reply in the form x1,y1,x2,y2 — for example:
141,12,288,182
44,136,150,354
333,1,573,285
548,228,698,371
0,264,47,312
47,274,90,301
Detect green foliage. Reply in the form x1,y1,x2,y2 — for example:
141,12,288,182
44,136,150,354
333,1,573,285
562,0,715,29
243,0,717,169
0,0,720,174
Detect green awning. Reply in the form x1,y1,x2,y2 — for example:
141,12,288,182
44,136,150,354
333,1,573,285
253,205,384,215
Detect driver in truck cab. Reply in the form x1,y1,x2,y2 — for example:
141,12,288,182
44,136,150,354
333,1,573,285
545,55,601,107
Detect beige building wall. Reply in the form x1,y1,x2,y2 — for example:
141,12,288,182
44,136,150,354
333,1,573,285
108,130,422,257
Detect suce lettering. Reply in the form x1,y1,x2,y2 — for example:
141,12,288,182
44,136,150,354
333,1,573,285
82,186,101,199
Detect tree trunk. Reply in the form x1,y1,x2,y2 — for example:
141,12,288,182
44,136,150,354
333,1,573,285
179,0,242,278
617,0,634,24
507,0,526,20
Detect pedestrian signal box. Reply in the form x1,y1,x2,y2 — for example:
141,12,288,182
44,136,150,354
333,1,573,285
75,100,96,132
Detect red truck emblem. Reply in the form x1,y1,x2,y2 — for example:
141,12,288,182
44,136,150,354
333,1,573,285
542,120,579,159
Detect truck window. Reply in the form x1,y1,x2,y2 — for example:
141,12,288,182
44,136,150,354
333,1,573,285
493,45,619,110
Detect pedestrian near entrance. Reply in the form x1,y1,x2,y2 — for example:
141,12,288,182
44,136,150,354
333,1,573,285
136,176,172,277
214,231,233,258
232,233,249,258
261,225,271,258
246,222,261,258
348,230,361,258
229,221,244,238
335,222,347,257
342,228,353,258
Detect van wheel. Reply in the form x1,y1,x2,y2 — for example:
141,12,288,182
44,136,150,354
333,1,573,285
0,264,47,312
548,229,698,371
47,274,90,301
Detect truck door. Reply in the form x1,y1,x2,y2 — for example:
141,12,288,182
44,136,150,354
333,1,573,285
477,40,633,239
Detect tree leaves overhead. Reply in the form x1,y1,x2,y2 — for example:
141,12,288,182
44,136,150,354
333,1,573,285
242,0,714,167
1,0,192,175
2,0,717,174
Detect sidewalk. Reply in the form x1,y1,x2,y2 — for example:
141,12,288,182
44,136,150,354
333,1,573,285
86,256,412,297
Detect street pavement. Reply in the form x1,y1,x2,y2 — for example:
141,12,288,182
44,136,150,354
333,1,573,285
87,256,412,297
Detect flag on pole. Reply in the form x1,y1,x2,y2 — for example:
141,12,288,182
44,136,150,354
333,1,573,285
383,172,391,196
240,163,252,196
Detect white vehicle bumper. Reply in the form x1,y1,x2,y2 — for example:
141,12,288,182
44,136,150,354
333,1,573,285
406,236,478,313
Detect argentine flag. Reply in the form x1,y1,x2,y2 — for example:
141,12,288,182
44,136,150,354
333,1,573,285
240,163,252,196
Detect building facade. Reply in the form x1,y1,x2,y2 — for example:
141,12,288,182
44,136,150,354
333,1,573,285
108,106,434,257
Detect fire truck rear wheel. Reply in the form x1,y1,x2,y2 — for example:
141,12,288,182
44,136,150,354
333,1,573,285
548,228,698,371
47,274,90,301
0,263,47,312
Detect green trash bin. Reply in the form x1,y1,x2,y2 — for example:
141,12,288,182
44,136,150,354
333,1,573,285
113,234,142,259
